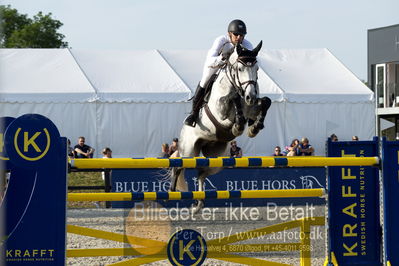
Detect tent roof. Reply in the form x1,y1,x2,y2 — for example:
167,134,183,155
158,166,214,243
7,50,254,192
0,49,96,103
258,48,374,103
70,49,191,102
0,48,373,103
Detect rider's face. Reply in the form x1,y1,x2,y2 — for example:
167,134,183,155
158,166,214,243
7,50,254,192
229,32,245,45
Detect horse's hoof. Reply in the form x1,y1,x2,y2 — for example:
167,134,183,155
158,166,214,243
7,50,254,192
255,122,264,130
248,126,259,138
191,201,204,214
232,124,244,137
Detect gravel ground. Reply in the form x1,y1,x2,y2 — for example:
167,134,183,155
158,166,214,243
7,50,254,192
67,203,327,265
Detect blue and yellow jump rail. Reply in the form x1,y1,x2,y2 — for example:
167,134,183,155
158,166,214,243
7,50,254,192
2,114,399,266
67,188,325,202
71,156,380,169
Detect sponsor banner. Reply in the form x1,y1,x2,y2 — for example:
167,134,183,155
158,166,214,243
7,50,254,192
327,138,380,265
111,167,326,208
2,114,67,265
381,138,399,265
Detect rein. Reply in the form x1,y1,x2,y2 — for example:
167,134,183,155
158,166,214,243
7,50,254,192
204,104,235,141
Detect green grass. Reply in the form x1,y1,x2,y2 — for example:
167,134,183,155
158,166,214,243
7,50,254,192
67,171,106,208
68,171,103,186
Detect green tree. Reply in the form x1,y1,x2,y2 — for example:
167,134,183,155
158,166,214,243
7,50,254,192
0,5,68,48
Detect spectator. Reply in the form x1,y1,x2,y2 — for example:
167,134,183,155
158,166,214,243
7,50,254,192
74,137,95,158
273,146,284,156
284,139,300,156
102,147,112,158
298,137,314,156
98,147,112,208
352,136,359,141
100,147,112,192
330,134,338,142
230,140,242,157
168,138,179,157
67,139,74,159
159,143,170,158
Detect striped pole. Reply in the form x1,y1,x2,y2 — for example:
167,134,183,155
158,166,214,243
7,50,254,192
70,156,379,169
68,189,325,202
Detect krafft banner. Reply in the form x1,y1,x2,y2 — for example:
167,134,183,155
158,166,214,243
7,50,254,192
111,167,326,208
2,114,67,265
381,138,399,266
327,138,380,266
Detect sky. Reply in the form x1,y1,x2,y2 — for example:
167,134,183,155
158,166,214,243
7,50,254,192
2,0,398,81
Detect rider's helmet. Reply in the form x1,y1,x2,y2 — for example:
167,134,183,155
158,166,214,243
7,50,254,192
228,19,247,35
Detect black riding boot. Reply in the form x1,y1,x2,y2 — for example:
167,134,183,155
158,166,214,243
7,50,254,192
184,84,205,127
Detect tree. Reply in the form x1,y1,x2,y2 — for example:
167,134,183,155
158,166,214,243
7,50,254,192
0,5,68,48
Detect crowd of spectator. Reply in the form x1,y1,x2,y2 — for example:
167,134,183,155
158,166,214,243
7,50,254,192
279,137,315,156
65,133,361,160
158,138,180,158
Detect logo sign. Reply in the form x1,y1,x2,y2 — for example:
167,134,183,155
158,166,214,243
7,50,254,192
4,114,60,169
167,229,207,266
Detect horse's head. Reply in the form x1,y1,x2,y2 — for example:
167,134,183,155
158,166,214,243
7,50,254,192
227,41,262,106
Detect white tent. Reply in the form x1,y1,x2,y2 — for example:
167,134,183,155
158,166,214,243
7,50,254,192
0,48,374,157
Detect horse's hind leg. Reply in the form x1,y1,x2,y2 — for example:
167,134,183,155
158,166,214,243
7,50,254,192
248,96,271,138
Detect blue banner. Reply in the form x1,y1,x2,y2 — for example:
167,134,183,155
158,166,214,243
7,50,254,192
327,138,380,265
2,114,67,265
111,167,326,208
381,138,399,265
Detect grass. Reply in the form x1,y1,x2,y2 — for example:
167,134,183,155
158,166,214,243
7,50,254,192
67,171,106,208
68,171,103,186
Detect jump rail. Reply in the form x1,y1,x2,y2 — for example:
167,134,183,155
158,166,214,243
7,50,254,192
70,156,380,169
67,188,325,202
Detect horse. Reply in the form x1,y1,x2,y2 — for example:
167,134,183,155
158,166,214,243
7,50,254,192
170,41,271,213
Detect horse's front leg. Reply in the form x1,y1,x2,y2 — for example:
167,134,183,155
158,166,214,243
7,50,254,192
248,96,271,138
169,168,183,191
191,172,206,214
232,95,247,137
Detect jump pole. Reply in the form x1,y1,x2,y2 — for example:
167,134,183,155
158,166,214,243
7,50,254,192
71,156,379,169
67,188,326,202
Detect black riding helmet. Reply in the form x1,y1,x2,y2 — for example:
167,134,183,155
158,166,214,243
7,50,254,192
228,19,247,35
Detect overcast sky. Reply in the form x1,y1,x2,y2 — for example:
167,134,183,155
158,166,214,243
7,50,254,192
3,0,398,81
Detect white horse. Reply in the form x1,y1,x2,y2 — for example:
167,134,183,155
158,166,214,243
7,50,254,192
170,41,271,213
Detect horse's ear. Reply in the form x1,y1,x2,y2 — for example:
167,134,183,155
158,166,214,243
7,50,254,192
252,41,263,55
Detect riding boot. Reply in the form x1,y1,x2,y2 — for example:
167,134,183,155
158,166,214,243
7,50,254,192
184,84,205,127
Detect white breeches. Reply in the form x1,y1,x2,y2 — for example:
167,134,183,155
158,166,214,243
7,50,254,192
200,66,218,88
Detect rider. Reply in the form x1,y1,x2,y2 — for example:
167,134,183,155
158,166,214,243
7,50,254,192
184,19,254,127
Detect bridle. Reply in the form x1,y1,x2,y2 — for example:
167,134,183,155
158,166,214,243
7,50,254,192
225,56,259,98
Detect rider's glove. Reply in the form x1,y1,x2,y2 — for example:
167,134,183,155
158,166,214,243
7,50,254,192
215,55,226,67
